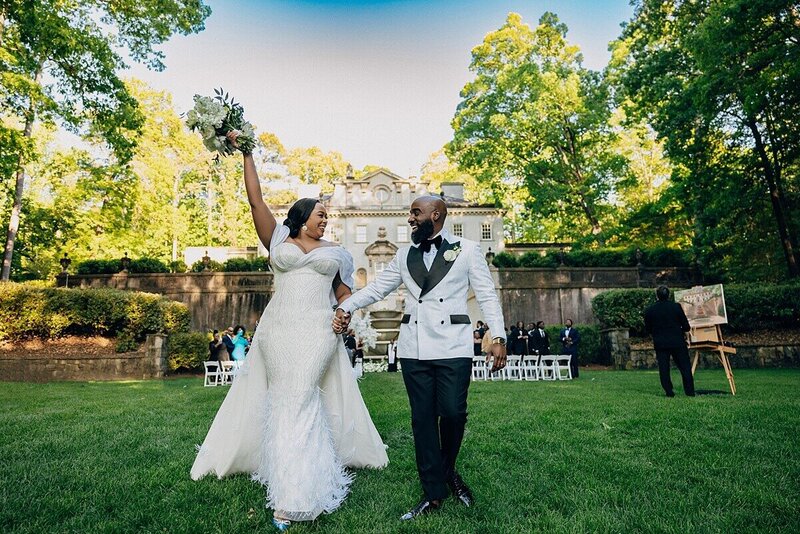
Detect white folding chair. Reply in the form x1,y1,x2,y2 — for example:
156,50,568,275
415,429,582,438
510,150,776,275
220,361,236,385
522,355,539,381
486,357,504,381
505,355,522,380
555,354,573,380
471,356,487,381
203,361,220,387
539,355,558,381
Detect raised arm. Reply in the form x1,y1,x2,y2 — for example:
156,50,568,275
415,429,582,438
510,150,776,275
228,131,277,248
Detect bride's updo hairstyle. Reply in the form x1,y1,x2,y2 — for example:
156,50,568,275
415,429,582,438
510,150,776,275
283,197,320,238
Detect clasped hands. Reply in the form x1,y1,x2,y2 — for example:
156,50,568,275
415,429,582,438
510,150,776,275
332,308,351,334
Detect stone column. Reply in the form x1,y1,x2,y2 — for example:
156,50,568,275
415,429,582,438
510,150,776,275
602,328,631,370
145,334,168,378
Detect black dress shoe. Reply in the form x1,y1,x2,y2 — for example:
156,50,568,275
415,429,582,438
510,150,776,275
400,498,441,521
448,472,474,507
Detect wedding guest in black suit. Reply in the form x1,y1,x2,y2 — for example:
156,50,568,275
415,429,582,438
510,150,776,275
644,285,695,397
513,321,529,356
560,319,580,378
529,321,550,355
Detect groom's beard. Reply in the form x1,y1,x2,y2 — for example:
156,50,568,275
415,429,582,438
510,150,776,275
411,218,435,244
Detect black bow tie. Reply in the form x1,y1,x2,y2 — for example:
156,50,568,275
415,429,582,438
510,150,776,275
419,235,443,254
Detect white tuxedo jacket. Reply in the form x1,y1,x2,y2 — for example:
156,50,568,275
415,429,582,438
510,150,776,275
340,231,506,360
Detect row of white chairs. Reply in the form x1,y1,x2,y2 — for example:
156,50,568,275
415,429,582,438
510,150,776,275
203,360,242,386
472,354,573,381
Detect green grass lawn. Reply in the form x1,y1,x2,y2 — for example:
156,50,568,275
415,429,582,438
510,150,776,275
1,369,799,533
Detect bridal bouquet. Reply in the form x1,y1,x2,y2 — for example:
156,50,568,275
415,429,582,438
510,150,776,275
185,88,256,157
350,312,378,350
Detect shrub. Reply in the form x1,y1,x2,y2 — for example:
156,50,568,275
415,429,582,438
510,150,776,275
76,259,121,275
519,251,559,268
0,283,191,351
251,257,270,272
128,257,170,274
591,283,800,335
170,260,188,273
223,258,254,272
492,252,519,268
591,289,656,336
167,332,210,371
565,248,635,268
641,248,691,268
222,257,271,272
190,259,224,272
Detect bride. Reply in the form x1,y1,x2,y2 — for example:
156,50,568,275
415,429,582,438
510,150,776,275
191,132,388,531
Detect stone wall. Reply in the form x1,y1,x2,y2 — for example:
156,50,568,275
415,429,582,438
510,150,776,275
57,272,273,332
0,334,168,382
622,345,800,370
57,266,692,335
494,266,694,325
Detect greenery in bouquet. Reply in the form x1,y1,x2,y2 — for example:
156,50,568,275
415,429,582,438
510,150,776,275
185,88,255,157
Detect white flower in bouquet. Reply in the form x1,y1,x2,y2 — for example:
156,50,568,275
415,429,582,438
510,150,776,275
350,312,378,350
185,88,256,157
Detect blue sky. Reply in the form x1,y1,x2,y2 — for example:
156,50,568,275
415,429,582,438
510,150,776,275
128,0,633,175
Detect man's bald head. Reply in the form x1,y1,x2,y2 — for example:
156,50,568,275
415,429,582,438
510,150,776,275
408,195,448,244
411,195,447,220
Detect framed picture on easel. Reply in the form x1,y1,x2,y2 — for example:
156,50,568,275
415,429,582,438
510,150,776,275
674,284,737,395
674,284,728,328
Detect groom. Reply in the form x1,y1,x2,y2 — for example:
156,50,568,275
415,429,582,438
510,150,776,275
334,195,507,520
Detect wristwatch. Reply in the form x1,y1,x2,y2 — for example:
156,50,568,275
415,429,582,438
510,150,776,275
492,337,506,345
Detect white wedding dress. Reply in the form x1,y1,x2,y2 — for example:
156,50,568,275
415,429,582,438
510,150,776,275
191,224,388,521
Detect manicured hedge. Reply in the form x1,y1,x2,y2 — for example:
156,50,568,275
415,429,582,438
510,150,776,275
0,284,191,352
76,257,170,274
167,332,210,371
492,247,691,269
591,283,800,335
190,257,270,272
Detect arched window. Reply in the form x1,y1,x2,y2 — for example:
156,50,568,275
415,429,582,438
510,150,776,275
355,268,367,289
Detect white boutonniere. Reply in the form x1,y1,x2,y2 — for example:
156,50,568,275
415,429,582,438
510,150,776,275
443,245,461,262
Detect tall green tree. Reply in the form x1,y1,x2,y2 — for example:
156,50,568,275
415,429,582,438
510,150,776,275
0,0,211,280
448,12,627,241
613,0,800,278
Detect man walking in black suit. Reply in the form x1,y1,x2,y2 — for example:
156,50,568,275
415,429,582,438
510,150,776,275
644,285,695,397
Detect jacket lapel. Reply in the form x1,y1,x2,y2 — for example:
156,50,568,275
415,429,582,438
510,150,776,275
420,239,459,297
406,245,428,292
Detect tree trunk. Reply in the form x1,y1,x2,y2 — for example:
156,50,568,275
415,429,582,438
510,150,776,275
747,118,800,277
1,68,39,281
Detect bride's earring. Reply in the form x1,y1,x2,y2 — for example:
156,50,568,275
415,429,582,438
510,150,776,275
302,224,308,232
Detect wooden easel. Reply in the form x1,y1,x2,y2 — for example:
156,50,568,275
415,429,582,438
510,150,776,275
689,325,737,395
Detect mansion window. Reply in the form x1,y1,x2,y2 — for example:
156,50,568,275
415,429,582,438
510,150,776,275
452,223,463,238
397,225,408,242
481,223,492,240
374,261,387,275
356,225,367,243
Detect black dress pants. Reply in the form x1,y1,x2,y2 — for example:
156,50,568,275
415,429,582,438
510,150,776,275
400,357,472,501
655,345,695,396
